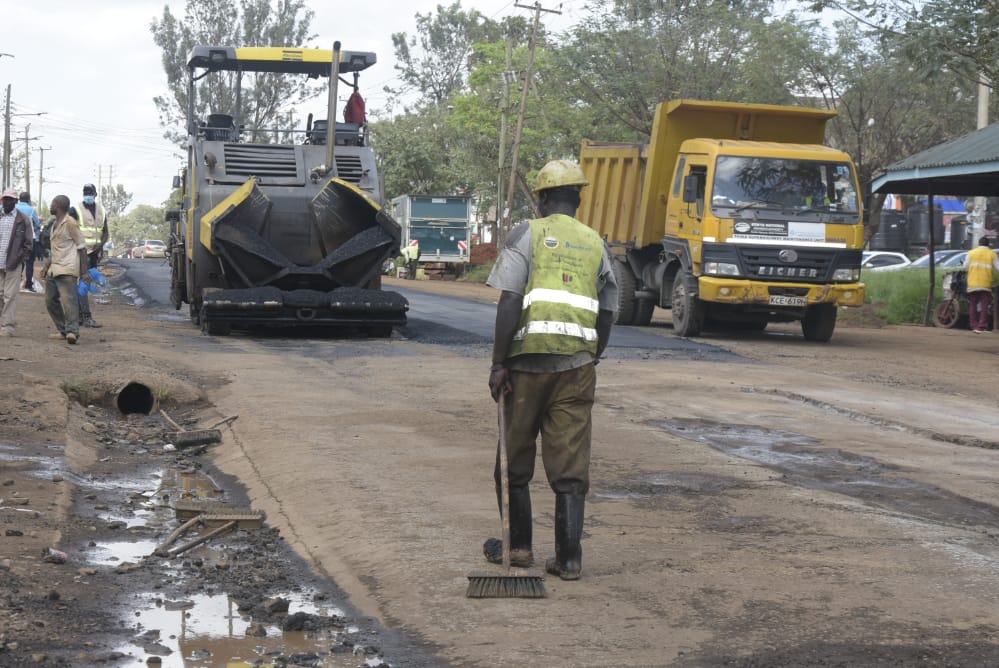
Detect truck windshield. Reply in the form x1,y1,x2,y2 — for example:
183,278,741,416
711,156,859,218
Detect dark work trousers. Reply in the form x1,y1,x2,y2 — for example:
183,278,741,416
23,241,40,289
496,363,596,496
77,251,100,322
968,290,992,331
45,275,80,336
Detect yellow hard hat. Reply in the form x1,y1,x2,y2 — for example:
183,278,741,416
533,159,588,194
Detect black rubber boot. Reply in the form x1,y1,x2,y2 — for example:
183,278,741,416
483,485,534,567
545,493,585,580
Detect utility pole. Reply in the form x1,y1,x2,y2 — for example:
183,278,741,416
971,74,990,246
496,36,513,245
3,84,10,188
38,146,49,207
23,124,29,193
502,1,561,237
13,123,41,192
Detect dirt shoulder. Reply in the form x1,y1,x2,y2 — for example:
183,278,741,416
0,270,421,667
4,270,999,667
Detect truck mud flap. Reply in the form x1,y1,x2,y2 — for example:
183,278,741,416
202,286,408,330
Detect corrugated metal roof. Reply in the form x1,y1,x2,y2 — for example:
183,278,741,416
871,122,999,196
889,122,999,170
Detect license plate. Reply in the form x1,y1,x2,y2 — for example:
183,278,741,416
768,295,807,307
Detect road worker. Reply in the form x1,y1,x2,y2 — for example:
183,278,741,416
68,183,108,328
483,159,618,580
963,237,999,332
402,241,420,280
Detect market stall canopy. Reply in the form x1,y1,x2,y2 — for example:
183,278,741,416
871,122,999,197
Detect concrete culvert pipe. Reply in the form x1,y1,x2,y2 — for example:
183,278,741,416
116,382,156,415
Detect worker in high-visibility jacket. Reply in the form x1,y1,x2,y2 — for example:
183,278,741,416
963,237,999,332
402,241,420,280
483,159,618,581
68,183,109,328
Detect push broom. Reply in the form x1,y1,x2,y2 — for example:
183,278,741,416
466,394,546,598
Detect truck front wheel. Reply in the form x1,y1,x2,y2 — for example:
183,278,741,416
801,303,837,342
671,272,703,337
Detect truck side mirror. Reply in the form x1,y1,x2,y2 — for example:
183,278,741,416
172,175,182,190
682,174,701,203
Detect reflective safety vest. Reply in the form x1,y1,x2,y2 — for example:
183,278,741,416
966,245,998,290
75,202,106,251
509,214,604,358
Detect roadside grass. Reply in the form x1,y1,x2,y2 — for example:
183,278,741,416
862,269,953,324
60,380,91,404
462,263,494,283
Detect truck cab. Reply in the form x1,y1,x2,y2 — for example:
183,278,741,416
578,100,866,342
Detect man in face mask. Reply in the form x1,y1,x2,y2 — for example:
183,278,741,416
0,188,35,337
68,184,109,328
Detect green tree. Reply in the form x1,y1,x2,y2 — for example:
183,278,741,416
112,205,168,248
556,0,823,138
811,0,998,86
388,1,515,109
150,0,316,144
371,106,464,198
100,184,134,221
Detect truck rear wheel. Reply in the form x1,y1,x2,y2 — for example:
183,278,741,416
633,298,655,326
613,259,637,325
801,303,837,342
671,272,703,337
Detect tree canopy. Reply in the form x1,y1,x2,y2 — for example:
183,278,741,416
152,0,997,233
150,0,316,145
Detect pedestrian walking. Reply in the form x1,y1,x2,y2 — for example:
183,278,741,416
482,159,618,580
43,195,87,345
68,183,108,328
962,237,999,332
15,192,41,292
0,188,35,337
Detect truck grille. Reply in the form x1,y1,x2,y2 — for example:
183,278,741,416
334,154,364,184
224,144,299,178
702,243,856,283
742,247,832,281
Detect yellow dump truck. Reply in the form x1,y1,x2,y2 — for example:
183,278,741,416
578,99,865,341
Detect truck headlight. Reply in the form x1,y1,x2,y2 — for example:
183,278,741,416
704,261,740,276
833,268,860,281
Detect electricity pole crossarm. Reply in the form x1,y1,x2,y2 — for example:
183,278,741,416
501,2,561,238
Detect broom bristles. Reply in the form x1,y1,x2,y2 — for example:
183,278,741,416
466,572,546,598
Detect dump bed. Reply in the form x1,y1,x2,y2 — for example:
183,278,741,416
578,99,838,248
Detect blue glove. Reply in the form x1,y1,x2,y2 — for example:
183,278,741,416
88,268,107,287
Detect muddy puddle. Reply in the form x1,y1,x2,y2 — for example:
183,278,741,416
79,454,399,666
0,442,65,478
115,591,386,668
653,418,999,531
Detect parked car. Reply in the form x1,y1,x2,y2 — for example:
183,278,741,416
861,251,911,272
134,240,167,259
907,250,964,269
940,251,968,269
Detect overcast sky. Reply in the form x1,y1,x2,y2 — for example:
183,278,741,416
3,1,583,213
